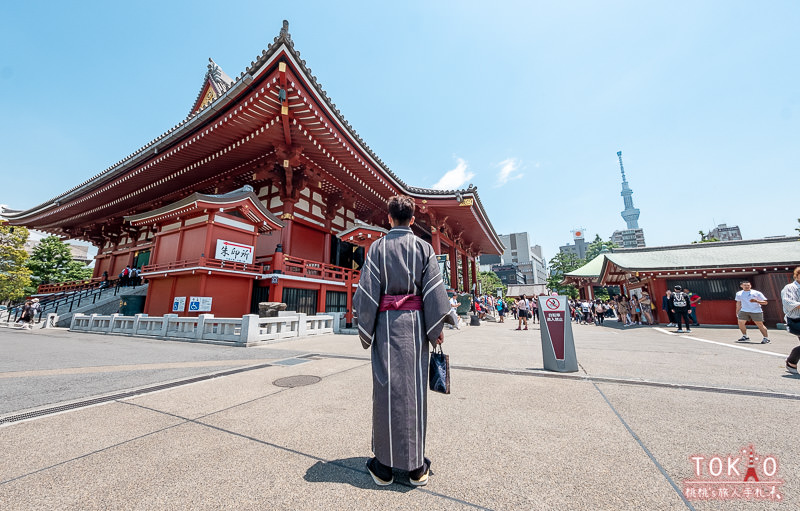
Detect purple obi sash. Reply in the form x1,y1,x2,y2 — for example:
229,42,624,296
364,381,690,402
379,294,423,312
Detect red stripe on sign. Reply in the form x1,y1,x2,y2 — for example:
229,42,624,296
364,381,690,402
223,242,252,250
544,311,566,360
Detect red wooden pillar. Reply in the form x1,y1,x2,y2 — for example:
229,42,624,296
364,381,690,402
272,251,285,273
449,244,458,292
345,271,354,325
430,227,441,255
203,212,216,259
270,279,284,304
280,200,297,254
461,252,469,293
471,258,477,294
323,232,331,264
318,284,327,314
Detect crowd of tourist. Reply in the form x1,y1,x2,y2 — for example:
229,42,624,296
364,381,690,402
564,286,703,329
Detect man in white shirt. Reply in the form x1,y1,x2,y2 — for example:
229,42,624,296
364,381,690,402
735,280,770,344
448,295,458,329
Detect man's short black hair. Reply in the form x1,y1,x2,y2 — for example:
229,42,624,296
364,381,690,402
388,195,415,223
673,285,682,290
740,280,751,285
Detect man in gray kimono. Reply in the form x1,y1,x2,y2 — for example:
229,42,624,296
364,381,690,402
353,195,457,487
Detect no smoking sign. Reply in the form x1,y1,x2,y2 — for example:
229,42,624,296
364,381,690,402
545,298,561,310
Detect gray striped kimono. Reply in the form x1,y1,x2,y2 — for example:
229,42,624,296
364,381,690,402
353,225,456,471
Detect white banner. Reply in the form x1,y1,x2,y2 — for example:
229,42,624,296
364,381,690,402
215,240,254,264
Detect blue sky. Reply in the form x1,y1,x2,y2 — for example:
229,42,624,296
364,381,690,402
1,1,798,262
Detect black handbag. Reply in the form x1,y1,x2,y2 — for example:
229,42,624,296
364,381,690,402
787,316,800,336
429,344,450,394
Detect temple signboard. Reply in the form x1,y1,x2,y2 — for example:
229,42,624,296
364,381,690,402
215,240,254,264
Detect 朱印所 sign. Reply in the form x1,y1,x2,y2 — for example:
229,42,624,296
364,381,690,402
215,240,254,264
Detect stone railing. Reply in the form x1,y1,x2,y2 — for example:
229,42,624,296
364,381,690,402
69,312,333,346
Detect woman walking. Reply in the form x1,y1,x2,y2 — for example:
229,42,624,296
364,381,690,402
640,292,654,325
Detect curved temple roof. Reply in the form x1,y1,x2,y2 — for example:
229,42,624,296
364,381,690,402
6,20,503,256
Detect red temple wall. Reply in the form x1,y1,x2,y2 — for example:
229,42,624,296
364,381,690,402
178,226,206,260
144,274,250,317
155,231,181,264
202,276,253,317
256,232,281,258
145,278,175,315
291,222,326,261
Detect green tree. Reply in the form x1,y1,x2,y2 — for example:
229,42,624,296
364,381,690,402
692,230,720,244
593,287,610,302
477,270,505,297
0,224,32,303
27,236,92,286
584,234,618,261
546,251,584,298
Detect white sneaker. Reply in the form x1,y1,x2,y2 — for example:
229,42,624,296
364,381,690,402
761,338,770,344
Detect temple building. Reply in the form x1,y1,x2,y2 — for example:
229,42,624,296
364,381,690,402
563,237,799,326
3,21,503,323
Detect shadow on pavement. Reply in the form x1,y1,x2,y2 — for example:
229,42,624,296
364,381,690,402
303,457,415,493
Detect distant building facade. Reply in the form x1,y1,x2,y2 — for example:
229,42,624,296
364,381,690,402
492,264,526,285
611,228,646,249
530,244,547,284
498,233,532,264
479,233,547,284
478,253,502,272
708,223,742,241
559,229,589,259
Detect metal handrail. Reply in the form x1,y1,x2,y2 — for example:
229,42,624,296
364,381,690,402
3,277,144,324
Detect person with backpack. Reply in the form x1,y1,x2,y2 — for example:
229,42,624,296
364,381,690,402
669,285,692,333
17,301,34,330
580,299,592,325
595,300,605,325
119,266,131,287
629,296,642,325
496,297,505,323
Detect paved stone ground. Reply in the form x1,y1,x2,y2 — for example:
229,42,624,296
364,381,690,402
1,317,798,510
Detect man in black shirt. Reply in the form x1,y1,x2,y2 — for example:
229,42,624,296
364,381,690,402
669,285,692,333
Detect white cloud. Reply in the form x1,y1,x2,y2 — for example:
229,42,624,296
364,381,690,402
495,157,524,186
432,158,475,190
